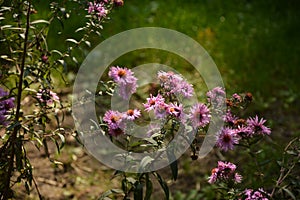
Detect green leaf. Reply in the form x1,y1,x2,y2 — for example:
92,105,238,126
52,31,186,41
153,172,169,200
66,38,79,44
134,182,143,200
167,150,178,181
31,19,50,25
282,187,296,200
145,174,153,200
139,156,154,172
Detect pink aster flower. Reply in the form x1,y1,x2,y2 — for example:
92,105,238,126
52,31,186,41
0,88,15,126
124,109,141,121
216,127,240,151
143,94,165,112
246,115,271,135
103,110,125,130
167,102,183,119
232,93,242,102
157,71,194,98
234,125,253,138
36,89,59,106
153,102,168,119
109,66,138,100
190,103,211,128
88,1,108,19
206,87,226,108
241,188,270,200
224,109,238,126
208,161,242,184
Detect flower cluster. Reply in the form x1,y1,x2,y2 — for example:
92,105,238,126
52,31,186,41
0,88,15,126
108,66,138,100
87,0,124,21
208,161,242,184
210,89,271,152
206,86,226,108
88,1,109,20
103,109,141,136
36,89,60,106
104,68,211,137
239,188,270,200
157,71,194,98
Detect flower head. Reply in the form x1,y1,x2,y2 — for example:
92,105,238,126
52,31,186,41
208,161,242,184
216,127,239,151
143,94,165,112
190,103,211,128
36,89,59,106
103,110,126,136
124,109,141,121
207,87,226,108
109,66,138,100
247,115,271,135
241,188,270,200
88,1,108,19
157,71,194,98
0,88,15,126
167,102,183,119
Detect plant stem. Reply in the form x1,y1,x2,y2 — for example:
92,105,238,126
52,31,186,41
2,2,31,199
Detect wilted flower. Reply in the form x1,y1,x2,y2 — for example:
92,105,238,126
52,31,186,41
247,115,271,135
216,127,239,151
189,103,211,128
157,71,194,98
208,161,242,184
36,89,59,106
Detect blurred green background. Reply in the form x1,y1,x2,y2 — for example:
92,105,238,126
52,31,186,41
45,0,300,111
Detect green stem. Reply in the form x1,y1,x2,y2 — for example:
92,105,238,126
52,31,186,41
2,2,31,199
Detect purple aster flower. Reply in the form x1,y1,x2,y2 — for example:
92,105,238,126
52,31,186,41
37,89,59,106
88,1,108,19
223,109,238,126
154,102,168,119
216,127,240,151
207,87,226,108
109,66,138,100
0,88,15,126
208,167,219,184
232,93,242,102
103,110,125,130
167,102,183,119
0,88,8,97
118,81,137,100
208,161,242,184
247,115,271,135
124,109,141,121
157,71,194,98
234,173,243,183
241,188,270,200
143,94,165,112
234,125,253,138
190,103,211,128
